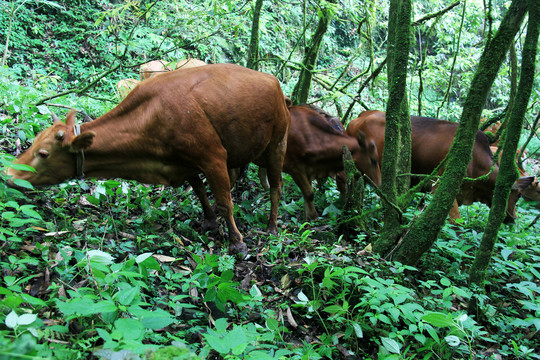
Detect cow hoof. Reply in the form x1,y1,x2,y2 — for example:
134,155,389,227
229,241,248,258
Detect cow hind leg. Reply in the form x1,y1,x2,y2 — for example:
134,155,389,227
187,175,218,233
262,143,286,235
290,172,318,220
202,162,247,255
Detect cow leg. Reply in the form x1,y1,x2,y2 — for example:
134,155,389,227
448,199,461,224
264,146,286,235
202,162,247,255
186,175,218,232
290,171,318,220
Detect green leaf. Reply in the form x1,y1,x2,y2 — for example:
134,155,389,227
323,304,343,314
10,164,36,173
17,313,37,325
20,205,42,220
140,309,175,330
90,300,118,315
5,310,18,328
352,322,364,338
87,250,115,265
225,327,248,355
445,335,461,347
135,252,153,263
204,333,230,354
501,248,513,261
381,337,401,354
266,318,279,331
116,286,139,306
114,318,145,341
422,312,454,328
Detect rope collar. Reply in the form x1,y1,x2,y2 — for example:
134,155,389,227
73,124,85,178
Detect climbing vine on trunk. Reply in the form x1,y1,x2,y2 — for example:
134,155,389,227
468,0,539,315
373,0,412,255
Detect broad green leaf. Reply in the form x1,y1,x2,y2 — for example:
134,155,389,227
87,250,115,265
135,252,153,263
17,313,37,325
501,248,513,261
266,317,279,331
114,318,145,341
225,327,248,355
89,300,118,315
422,312,454,327
204,334,230,354
445,335,461,347
352,322,364,338
20,206,42,220
140,309,175,330
249,284,262,298
381,337,401,354
5,310,18,328
116,286,139,306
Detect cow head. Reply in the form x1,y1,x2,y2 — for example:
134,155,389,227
6,111,95,187
514,176,540,202
353,131,382,186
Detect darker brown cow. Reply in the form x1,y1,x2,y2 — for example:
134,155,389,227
347,110,534,221
278,105,381,219
7,64,291,254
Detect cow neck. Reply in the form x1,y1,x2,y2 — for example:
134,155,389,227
78,111,160,181
73,124,85,178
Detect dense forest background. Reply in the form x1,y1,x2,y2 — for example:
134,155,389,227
0,0,539,359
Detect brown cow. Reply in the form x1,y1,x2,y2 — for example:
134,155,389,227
270,105,381,220
7,64,291,255
116,78,140,98
347,110,534,222
139,60,173,80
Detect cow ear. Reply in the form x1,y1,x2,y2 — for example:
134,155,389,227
70,131,96,152
513,176,535,190
356,131,367,150
65,110,77,127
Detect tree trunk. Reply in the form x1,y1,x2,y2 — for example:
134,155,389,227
392,0,529,265
373,0,412,255
246,0,264,71
469,0,538,311
291,3,334,104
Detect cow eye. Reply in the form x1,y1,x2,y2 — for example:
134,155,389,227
38,149,50,159
371,158,378,166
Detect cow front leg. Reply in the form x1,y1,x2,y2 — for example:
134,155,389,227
203,163,247,255
187,175,218,232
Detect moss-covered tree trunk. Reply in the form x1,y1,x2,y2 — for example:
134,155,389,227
291,2,335,104
469,0,538,311
246,0,264,71
373,0,412,255
393,0,529,265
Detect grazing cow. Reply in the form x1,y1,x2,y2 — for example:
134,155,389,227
139,60,173,80
116,78,140,98
175,58,207,70
7,64,291,255
347,110,534,222
273,105,381,220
